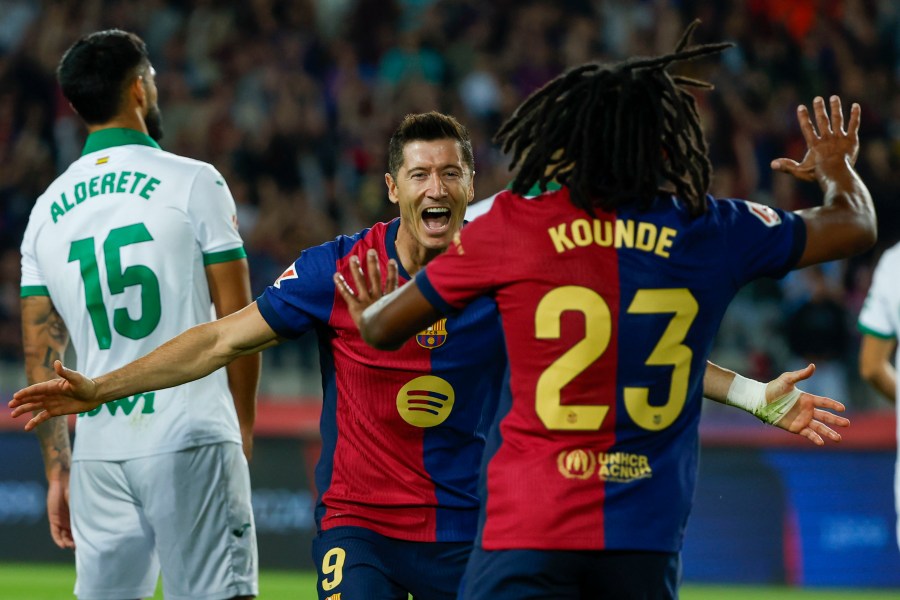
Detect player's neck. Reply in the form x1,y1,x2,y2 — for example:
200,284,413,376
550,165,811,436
87,112,149,137
394,227,443,276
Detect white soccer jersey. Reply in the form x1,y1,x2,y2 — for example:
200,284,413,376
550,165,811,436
858,241,900,550
464,193,497,220
858,242,900,402
21,128,245,461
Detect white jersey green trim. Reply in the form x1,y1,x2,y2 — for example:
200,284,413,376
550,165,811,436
857,242,900,551
857,322,896,340
21,128,246,461
204,247,247,265
81,127,161,155
21,285,50,297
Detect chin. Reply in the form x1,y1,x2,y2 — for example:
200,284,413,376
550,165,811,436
422,234,452,252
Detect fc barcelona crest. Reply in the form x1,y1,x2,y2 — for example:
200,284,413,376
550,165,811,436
416,318,448,349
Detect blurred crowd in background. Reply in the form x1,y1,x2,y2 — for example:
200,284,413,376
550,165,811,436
1,0,898,407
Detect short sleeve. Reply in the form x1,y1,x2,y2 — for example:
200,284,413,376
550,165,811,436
19,208,49,297
256,238,349,338
418,208,503,313
186,164,246,264
858,248,900,340
714,199,807,287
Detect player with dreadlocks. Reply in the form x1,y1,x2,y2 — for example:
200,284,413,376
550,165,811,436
14,20,872,599
346,21,873,600
499,22,729,217
348,21,875,599
466,21,732,222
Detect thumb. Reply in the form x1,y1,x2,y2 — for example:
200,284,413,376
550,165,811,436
782,363,816,387
770,158,800,172
54,360,80,384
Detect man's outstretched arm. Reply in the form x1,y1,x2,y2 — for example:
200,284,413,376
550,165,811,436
11,302,280,431
704,361,848,445
771,96,877,267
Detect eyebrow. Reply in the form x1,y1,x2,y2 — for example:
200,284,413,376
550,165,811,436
406,164,464,174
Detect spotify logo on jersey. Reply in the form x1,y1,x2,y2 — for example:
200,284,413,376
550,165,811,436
396,376,455,427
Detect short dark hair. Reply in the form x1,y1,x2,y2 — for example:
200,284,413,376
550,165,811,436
387,112,474,178
57,29,150,125
495,21,732,217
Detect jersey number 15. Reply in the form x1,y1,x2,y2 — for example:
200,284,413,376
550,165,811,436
68,223,162,349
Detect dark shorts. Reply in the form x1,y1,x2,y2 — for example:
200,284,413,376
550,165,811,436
311,526,472,600
460,547,681,600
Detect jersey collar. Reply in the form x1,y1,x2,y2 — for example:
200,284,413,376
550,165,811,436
507,180,562,196
384,218,413,281
81,128,161,156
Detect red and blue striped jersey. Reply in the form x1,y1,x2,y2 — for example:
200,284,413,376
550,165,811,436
417,188,805,552
257,218,506,542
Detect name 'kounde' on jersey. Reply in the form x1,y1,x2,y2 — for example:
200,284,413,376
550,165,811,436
418,187,806,553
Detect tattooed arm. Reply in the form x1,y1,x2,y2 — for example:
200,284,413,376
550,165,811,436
21,296,75,549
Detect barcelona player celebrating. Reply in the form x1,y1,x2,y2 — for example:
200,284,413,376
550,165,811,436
350,24,872,600
13,105,848,598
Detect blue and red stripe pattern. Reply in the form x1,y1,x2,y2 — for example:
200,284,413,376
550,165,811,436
419,188,805,552
257,218,506,542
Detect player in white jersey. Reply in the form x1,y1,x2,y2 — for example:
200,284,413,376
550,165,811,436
858,241,900,551
19,30,259,600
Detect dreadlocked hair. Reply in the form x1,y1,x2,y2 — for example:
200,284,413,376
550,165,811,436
494,20,733,217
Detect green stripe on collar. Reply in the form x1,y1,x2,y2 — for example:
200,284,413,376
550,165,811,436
505,180,562,196
81,128,161,156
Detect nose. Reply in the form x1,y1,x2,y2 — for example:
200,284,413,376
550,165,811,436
427,172,447,197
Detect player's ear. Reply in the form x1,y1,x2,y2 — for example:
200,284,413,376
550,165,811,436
131,75,147,109
467,171,475,203
385,173,399,205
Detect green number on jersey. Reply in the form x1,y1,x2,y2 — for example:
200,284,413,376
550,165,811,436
68,223,162,349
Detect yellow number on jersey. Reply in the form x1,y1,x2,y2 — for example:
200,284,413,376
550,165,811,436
535,286,611,430
624,289,698,430
321,547,346,591
534,286,697,432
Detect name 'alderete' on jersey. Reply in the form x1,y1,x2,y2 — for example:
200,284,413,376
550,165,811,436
20,129,247,461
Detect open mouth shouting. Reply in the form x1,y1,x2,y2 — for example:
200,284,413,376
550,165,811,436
422,206,452,234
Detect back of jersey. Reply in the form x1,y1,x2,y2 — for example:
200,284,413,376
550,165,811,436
420,187,806,553
20,130,245,460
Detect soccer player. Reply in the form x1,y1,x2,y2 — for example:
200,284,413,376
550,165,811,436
11,109,844,600
18,30,260,599
15,111,504,600
857,241,899,550
349,27,875,599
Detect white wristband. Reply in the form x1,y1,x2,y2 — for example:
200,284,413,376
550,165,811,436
725,374,767,416
726,374,802,425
